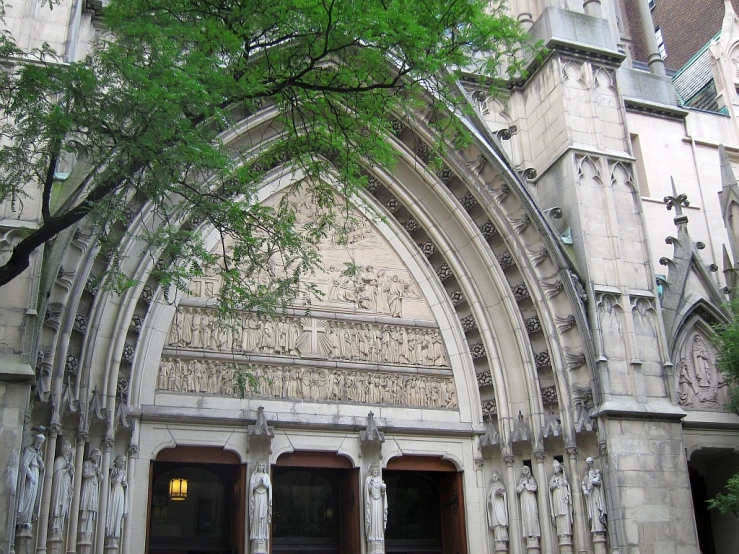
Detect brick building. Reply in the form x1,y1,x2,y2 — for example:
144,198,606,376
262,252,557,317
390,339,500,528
623,0,739,70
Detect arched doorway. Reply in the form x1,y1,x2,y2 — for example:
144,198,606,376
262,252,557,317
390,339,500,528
147,447,245,554
384,456,467,554
688,448,739,554
272,451,360,554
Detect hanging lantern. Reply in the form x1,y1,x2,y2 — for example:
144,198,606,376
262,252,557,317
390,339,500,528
169,477,188,501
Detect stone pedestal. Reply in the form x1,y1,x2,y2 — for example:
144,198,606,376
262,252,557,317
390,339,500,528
15,527,34,554
250,538,268,554
494,539,508,552
47,533,63,554
557,534,573,554
103,537,119,554
592,531,607,554
367,539,384,554
77,532,93,554
525,537,540,553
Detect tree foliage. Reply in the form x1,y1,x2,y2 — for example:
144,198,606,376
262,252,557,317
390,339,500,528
0,0,530,312
708,299,739,514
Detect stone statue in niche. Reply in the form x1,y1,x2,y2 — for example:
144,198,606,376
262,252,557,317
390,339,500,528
105,455,127,539
249,460,272,554
79,448,103,538
516,466,541,546
581,457,607,535
676,332,728,411
486,470,509,551
549,460,573,546
16,434,46,529
50,439,75,535
365,464,388,554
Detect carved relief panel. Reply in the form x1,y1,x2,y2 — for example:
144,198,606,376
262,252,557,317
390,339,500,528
156,358,458,409
187,193,435,321
165,309,449,368
676,330,730,411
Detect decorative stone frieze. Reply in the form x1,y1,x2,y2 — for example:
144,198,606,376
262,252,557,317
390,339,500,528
157,358,458,408
166,310,449,368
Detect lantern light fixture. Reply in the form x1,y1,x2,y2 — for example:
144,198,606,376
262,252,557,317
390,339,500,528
169,477,188,501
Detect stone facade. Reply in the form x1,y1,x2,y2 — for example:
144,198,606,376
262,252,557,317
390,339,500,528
1,2,739,554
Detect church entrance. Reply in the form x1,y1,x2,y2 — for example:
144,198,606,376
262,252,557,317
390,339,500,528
147,447,245,554
272,452,360,554
384,457,467,554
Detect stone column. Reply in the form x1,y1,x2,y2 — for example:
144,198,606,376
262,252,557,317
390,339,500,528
66,433,87,554
564,447,588,554
119,444,137,554
94,438,113,554
503,455,522,554
634,0,666,76
532,452,554,554
36,424,60,554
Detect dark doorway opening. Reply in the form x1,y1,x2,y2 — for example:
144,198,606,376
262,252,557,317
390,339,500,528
383,470,442,554
148,461,243,554
271,465,359,554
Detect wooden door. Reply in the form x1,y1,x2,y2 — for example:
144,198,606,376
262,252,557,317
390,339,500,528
339,468,361,554
439,472,467,554
234,464,246,554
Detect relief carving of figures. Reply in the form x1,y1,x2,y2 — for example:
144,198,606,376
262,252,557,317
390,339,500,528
516,466,541,543
165,308,448,368
249,460,272,554
105,455,127,539
327,266,419,317
676,332,727,410
16,434,45,529
487,470,509,550
50,440,75,535
365,464,388,554
79,448,103,537
548,460,573,545
157,358,458,409
581,457,607,534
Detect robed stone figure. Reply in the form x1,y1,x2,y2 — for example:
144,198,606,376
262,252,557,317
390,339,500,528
515,466,541,542
548,460,573,544
364,464,388,554
249,460,272,554
105,455,127,539
581,457,607,534
486,470,509,551
79,449,103,538
50,440,75,534
17,434,46,529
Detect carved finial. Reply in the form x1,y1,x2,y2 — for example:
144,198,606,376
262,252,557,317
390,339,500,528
664,177,690,224
360,411,385,445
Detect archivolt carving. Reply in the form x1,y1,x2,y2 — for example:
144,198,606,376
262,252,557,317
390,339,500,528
676,331,730,411
157,358,458,408
166,309,449,368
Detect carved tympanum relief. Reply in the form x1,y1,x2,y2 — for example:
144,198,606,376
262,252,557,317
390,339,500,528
676,331,730,411
157,358,458,409
187,194,434,321
166,309,449,368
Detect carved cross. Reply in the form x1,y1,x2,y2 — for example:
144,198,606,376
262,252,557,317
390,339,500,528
301,317,326,357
